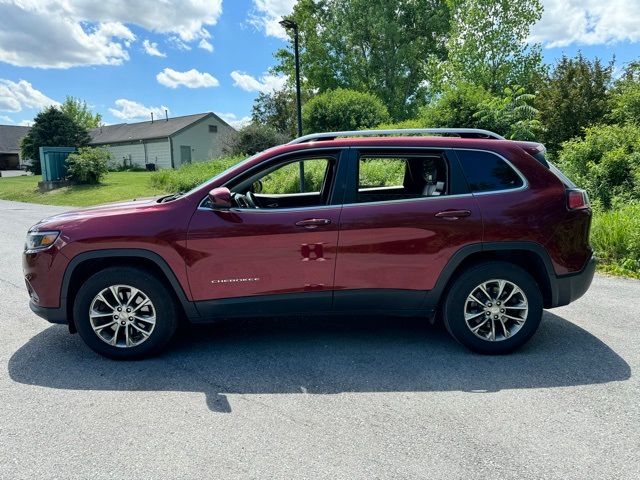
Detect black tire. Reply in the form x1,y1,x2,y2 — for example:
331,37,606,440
73,267,179,360
442,261,543,354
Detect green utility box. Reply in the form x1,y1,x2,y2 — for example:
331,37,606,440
38,146,75,191
40,146,75,181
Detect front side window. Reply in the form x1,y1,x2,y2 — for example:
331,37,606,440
354,152,449,204
260,158,330,195
456,150,524,193
225,155,336,210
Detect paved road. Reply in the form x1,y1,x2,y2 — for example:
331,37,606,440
0,199,638,479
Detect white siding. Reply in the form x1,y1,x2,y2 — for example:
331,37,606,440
105,143,145,168
144,139,172,169
102,139,172,169
170,115,236,167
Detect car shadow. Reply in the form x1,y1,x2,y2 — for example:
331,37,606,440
8,312,630,413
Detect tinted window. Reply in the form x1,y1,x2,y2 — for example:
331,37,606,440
456,150,523,193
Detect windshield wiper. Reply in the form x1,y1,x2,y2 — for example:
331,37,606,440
159,192,185,203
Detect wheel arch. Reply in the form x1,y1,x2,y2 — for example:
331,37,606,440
425,242,558,310
62,249,199,332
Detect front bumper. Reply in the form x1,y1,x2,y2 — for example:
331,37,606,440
29,300,68,324
552,256,596,307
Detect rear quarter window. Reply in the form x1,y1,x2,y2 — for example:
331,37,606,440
456,150,524,193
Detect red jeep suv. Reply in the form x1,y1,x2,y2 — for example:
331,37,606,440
23,129,595,359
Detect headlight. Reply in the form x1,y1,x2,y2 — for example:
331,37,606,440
25,230,60,251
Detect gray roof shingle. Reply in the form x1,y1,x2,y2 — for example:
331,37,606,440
0,125,31,154
89,112,213,145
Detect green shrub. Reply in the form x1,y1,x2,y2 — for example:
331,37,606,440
591,203,640,277
302,88,390,133
473,85,543,141
149,156,243,192
377,119,426,130
66,147,110,184
557,124,640,208
223,123,289,156
419,82,491,129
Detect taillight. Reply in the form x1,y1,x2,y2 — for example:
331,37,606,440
567,189,589,210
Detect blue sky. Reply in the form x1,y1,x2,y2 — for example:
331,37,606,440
0,0,639,128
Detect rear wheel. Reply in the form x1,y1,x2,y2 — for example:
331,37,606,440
443,262,543,354
73,267,178,359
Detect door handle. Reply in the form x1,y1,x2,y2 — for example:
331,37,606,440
435,209,471,220
295,218,331,228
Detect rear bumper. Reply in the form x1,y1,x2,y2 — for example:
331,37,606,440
29,300,68,325
551,256,596,308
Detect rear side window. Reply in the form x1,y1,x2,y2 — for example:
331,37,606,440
456,150,524,193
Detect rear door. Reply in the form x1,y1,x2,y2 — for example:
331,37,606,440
333,147,483,310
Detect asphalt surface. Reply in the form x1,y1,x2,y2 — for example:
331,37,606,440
0,199,638,479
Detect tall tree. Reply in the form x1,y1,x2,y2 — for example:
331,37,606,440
20,106,91,174
537,54,613,153
60,96,102,130
439,0,545,94
609,61,640,126
275,0,451,120
252,88,307,138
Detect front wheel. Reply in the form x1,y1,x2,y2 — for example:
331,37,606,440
443,262,543,354
73,267,179,359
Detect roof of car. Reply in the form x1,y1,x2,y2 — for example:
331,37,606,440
272,135,526,153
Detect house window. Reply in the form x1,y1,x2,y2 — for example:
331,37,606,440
209,125,218,133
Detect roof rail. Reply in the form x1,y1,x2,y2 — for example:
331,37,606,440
288,128,505,144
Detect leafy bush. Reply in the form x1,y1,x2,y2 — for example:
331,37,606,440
302,88,390,133
223,123,289,156
419,82,491,129
608,61,640,126
591,203,640,277
66,147,110,184
474,85,543,140
149,156,243,192
557,124,640,208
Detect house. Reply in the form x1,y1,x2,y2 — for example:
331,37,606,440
0,125,31,169
89,112,236,169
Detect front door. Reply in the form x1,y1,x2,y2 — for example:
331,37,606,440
186,150,345,316
333,148,482,310
180,145,192,165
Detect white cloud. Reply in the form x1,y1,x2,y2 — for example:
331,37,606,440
531,0,640,47
18,120,32,127
168,36,193,51
250,0,297,39
198,39,214,52
231,71,287,94
0,1,222,68
142,39,166,58
0,79,60,113
156,68,219,89
108,99,169,121
0,115,13,124
215,112,251,129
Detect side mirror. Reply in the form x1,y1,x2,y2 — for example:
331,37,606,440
208,187,232,209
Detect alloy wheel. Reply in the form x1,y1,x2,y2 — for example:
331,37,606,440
463,279,528,342
88,284,156,348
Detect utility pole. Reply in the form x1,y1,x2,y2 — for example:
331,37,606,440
280,18,305,192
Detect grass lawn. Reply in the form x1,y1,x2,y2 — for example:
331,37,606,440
0,172,166,207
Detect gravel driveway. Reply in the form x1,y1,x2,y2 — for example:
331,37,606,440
0,199,638,479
